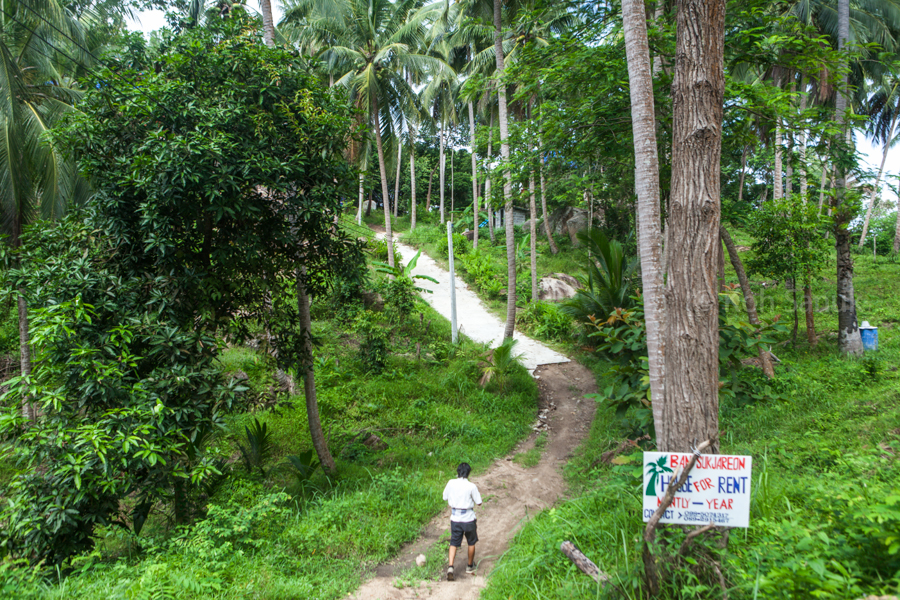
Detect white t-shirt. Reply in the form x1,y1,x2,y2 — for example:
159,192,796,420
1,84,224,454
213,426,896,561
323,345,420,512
443,477,482,522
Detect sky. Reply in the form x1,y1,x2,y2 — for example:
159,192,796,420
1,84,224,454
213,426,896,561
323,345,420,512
127,7,899,207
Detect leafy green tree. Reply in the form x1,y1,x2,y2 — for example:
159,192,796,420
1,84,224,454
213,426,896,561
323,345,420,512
0,17,362,563
747,197,831,346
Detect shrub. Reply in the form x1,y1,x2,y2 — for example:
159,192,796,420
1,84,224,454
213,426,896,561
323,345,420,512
435,232,470,258
517,301,573,341
458,250,505,299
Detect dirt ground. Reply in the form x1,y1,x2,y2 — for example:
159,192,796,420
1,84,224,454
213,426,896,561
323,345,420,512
351,360,598,600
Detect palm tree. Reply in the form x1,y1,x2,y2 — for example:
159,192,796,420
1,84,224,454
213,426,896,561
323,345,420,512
833,0,865,355
286,0,448,268
858,76,900,247
621,0,666,429
0,0,104,417
493,0,515,339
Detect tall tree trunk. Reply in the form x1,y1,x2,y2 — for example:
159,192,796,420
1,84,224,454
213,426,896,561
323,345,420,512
791,276,799,346
804,283,816,346
661,0,725,453
486,111,496,242
622,0,666,434
451,148,455,215
469,102,480,250
426,163,436,213
536,90,559,254
737,145,748,204
858,110,897,246
785,133,793,198
721,227,775,378
18,291,33,420
529,157,538,302
799,76,809,201
260,0,275,46
297,268,337,474
774,121,783,200
538,144,558,254
394,137,402,218
495,0,516,339
834,0,864,355
817,159,828,214
357,174,365,225
372,98,395,268
366,187,373,217
440,124,446,223
410,123,417,231
895,174,900,252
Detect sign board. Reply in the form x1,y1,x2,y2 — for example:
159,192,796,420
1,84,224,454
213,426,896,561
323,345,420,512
642,452,752,528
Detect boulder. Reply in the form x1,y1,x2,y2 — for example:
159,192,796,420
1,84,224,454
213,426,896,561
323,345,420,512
549,206,590,245
361,290,384,312
362,433,388,451
538,273,582,302
462,229,475,241
415,554,427,568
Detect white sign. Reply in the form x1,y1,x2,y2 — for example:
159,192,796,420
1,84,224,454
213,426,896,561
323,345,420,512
642,452,752,528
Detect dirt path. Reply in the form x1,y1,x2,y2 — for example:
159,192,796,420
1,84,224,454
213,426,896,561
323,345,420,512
352,232,598,600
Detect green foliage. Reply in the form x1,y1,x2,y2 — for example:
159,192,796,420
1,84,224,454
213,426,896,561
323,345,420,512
458,250,506,299
374,251,439,320
516,301,573,341
479,338,525,394
283,451,321,492
352,310,390,374
746,198,831,285
236,418,274,477
561,229,638,337
435,232,471,258
369,238,403,265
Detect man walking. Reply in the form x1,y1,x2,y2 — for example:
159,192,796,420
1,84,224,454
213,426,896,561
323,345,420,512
442,462,482,581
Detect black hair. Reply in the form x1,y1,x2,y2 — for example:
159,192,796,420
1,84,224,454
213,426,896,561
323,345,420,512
457,462,472,479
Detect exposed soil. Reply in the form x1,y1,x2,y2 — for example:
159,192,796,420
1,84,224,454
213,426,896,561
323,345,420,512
351,360,598,600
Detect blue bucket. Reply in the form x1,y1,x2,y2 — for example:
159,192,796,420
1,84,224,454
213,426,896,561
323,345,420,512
860,326,878,351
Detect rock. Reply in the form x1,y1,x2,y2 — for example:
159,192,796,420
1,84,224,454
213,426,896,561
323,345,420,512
361,290,384,312
362,433,388,451
538,273,582,302
275,369,297,395
415,554,427,568
462,229,475,241
549,206,590,245
228,370,249,382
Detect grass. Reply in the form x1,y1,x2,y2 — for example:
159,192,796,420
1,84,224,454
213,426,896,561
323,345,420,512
1,267,539,600
513,431,549,468
480,239,900,599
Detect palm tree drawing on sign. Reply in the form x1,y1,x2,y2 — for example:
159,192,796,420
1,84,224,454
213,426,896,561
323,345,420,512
645,456,673,497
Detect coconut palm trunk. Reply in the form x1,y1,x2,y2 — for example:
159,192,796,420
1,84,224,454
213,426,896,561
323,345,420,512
410,123,417,231
799,76,809,201
622,0,666,436
468,101,479,250
528,166,538,301
538,133,558,254
486,111,496,242
660,0,726,453
357,174,365,225
260,0,275,46
394,138,402,218
439,124,446,223
372,96,396,268
494,0,516,339
834,0,863,355
774,120,783,200
858,110,897,246
297,268,336,474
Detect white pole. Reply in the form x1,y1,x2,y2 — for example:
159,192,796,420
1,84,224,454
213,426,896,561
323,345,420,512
447,221,458,344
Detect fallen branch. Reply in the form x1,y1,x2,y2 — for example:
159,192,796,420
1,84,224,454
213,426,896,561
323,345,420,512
560,541,609,585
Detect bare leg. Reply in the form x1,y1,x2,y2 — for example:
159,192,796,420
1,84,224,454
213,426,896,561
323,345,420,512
467,544,476,566
449,545,457,567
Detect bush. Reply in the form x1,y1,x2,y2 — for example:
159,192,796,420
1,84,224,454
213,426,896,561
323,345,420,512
458,250,505,298
435,232,470,258
517,301,573,341
368,238,402,265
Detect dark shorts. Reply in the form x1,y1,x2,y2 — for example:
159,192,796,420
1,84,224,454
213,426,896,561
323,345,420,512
450,519,478,547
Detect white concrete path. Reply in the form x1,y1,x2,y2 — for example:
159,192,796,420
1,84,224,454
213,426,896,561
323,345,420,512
391,237,569,372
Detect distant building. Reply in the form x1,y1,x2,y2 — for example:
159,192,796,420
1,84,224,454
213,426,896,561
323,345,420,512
492,206,529,228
